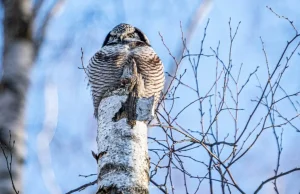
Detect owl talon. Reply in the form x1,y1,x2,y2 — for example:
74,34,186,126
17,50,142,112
120,78,130,86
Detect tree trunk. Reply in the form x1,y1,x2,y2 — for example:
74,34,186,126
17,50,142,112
0,0,34,193
96,87,152,194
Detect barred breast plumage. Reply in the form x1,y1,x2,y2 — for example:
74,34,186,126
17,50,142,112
87,23,164,117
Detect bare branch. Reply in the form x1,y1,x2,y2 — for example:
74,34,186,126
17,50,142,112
65,180,97,194
266,6,298,35
254,167,300,194
0,131,19,194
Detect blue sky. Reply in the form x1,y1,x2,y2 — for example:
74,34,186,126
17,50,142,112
18,0,300,193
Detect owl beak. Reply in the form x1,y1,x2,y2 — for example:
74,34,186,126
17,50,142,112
119,35,124,42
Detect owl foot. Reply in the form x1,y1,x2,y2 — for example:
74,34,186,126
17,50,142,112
120,78,130,86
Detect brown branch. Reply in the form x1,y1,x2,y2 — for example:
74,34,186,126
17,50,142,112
263,114,300,130
78,173,97,178
0,131,19,194
254,167,300,194
266,6,298,35
164,0,213,91
151,11,300,194
65,180,97,194
78,47,89,77
235,33,300,143
150,179,167,194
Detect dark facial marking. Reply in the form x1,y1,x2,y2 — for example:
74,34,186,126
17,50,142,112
102,24,150,47
102,32,111,47
134,27,150,46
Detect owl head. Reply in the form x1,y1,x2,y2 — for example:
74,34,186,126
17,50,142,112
102,23,150,47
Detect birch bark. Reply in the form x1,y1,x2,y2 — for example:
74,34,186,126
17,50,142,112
96,85,153,193
0,1,33,193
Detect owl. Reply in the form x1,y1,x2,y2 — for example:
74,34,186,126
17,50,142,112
87,23,165,118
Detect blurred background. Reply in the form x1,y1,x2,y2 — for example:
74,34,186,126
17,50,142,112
0,0,299,193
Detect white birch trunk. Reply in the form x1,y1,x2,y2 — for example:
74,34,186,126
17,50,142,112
0,1,33,193
96,88,152,194
0,40,34,194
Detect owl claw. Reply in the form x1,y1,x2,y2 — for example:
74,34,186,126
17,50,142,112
120,78,130,86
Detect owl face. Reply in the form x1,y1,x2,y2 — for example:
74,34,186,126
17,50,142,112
102,23,150,47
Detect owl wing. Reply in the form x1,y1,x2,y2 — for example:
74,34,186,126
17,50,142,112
130,46,165,107
87,45,129,117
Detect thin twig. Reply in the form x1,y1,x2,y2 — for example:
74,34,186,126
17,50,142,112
65,180,97,194
254,167,300,194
